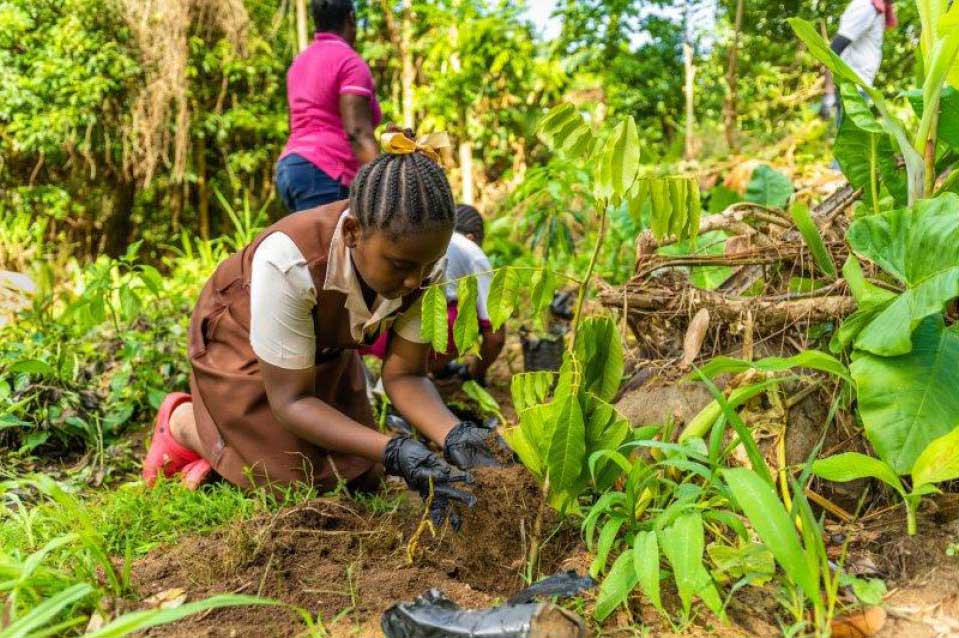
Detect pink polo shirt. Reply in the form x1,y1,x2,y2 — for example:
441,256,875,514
280,32,383,186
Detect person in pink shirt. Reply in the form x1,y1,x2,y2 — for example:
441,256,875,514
275,0,382,212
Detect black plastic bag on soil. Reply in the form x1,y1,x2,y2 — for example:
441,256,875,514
381,590,585,638
381,571,593,638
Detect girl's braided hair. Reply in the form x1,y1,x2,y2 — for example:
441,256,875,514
349,150,455,238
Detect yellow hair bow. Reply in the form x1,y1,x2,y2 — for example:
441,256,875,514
380,131,450,164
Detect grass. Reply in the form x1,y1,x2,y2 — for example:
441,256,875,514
0,473,324,637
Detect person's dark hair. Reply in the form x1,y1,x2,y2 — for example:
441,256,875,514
454,203,485,245
350,153,455,238
311,0,353,33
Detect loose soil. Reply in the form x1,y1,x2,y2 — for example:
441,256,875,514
135,465,578,638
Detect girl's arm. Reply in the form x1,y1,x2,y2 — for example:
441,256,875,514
261,359,389,461
381,335,459,446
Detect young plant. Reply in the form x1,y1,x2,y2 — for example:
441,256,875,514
812,424,959,535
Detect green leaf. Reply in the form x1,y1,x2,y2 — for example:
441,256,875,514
591,518,625,577
848,194,959,286
842,255,896,307
530,268,556,317
633,531,664,614
852,316,959,473
839,82,883,133
906,86,959,151
660,512,724,617
690,352,851,385
723,468,819,601
788,18,864,85
792,204,835,279
594,116,640,202
574,316,624,402
501,424,543,479
0,583,92,638
594,550,638,621
452,275,480,355
834,115,885,212
545,394,586,490
745,165,792,208
461,380,501,419
811,453,906,497
9,359,56,378
420,284,449,354
487,267,523,331
510,371,555,412
911,425,959,488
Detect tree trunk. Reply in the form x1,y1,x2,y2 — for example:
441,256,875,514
197,137,210,240
295,0,309,53
723,0,744,152
683,41,696,161
102,179,136,258
400,0,415,129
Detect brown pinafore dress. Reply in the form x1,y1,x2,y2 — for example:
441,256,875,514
186,200,421,490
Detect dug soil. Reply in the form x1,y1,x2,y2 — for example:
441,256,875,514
135,465,579,637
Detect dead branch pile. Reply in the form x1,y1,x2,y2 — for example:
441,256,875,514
601,184,865,373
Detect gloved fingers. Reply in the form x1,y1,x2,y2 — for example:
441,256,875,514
428,496,462,531
433,483,477,508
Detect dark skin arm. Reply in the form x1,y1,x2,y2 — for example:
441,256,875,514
382,334,459,445
339,94,379,166
260,359,390,461
467,326,506,380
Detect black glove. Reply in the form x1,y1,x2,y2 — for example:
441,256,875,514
443,421,500,470
435,361,472,381
383,436,476,528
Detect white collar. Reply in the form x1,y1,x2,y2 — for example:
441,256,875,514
322,211,404,342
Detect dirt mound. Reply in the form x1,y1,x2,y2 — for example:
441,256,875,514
135,465,577,638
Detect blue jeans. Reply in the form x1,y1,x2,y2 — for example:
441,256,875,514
275,154,349,213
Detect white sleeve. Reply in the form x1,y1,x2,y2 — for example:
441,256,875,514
249,233,317,369
472,255,493,322
838,0,879,41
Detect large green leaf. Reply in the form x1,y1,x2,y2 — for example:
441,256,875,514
745,165,792,208
848,194,959,286
911,424,959,487
545,394,586,490
723,468,819,601
856,266,959,355
574,316,624,402
847,194,959,355
852,316,959,473
834,117,881,212
501,424,543,480
811,452,906,496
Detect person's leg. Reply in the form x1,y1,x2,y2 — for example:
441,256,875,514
169,402,203,454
